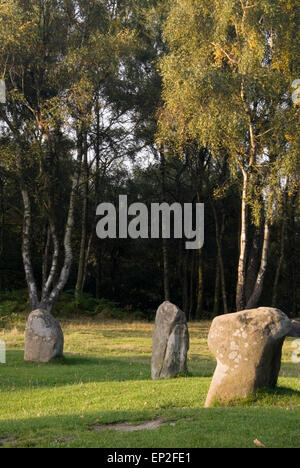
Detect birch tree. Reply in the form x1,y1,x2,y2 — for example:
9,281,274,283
158,0,300,310
0,0,82,312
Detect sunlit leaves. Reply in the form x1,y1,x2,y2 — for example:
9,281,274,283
158,0,300,210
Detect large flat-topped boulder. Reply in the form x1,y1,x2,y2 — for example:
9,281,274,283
205,307,292,407
151,301,189,380
24,309,64,363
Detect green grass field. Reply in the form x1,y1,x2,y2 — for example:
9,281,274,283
0,317,300,448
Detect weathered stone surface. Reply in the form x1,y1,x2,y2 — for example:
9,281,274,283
205,307,292,407
151,302,189,380
24,309,64,363
287,320,300,338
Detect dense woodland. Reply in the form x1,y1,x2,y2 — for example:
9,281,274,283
0,0,299,320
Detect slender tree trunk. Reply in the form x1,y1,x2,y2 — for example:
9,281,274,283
288,194,297,317
219,215,228,314
272,219,285,307
211,201,228,314
189,249,196,319
96,242,102,299
40,132,83,312
16,149,39,311
237,80,257,310
160,149,170,302
195,248,203,319
0,175,3,291
94,95,102,299
20,186,39,311
40,132,61,303
41,221,60,303
162,239,170,301
82,228,94,292
245,223,263,303
0,173,4,260
246,220,270,309
75,134,89,296
213,256,221,316
182,245,189,318
110,247,120,297
236,169,248,311
42,225,51,290
195,173,204,318
45,173,79,312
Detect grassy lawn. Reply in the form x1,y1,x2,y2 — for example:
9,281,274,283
0,317,300,448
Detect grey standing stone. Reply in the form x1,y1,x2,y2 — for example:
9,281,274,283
287,320,300,338
24,309,64,363
151,301,189,380
205,307,292,407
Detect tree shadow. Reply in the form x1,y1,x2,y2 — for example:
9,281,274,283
1,350,214,390
272,386,300,398
53,355,104,366
280,362,300,378
1,405,300,448
188,355,216,377
1,350,151,389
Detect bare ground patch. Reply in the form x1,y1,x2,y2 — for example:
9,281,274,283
91,418,164,432
0,435,17,447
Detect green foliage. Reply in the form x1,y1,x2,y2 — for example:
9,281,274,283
94,299,145,321
0,289,29,327
0,288,145,322
53,291,145,320
158,0,300,215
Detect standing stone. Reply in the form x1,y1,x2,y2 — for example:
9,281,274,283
24,309,64,363
151,301,189,380
287,320,300,338
205,307,292,407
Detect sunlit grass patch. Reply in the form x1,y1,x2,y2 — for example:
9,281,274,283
0,318,299,447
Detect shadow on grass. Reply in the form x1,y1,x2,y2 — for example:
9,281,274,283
188,355,216,377
1,406,300,448
0,350,150,389
214,385,300,408
53,355,104,366
245,385,300,401
280,362,300,378
1,350,215,390
270,386,300,398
